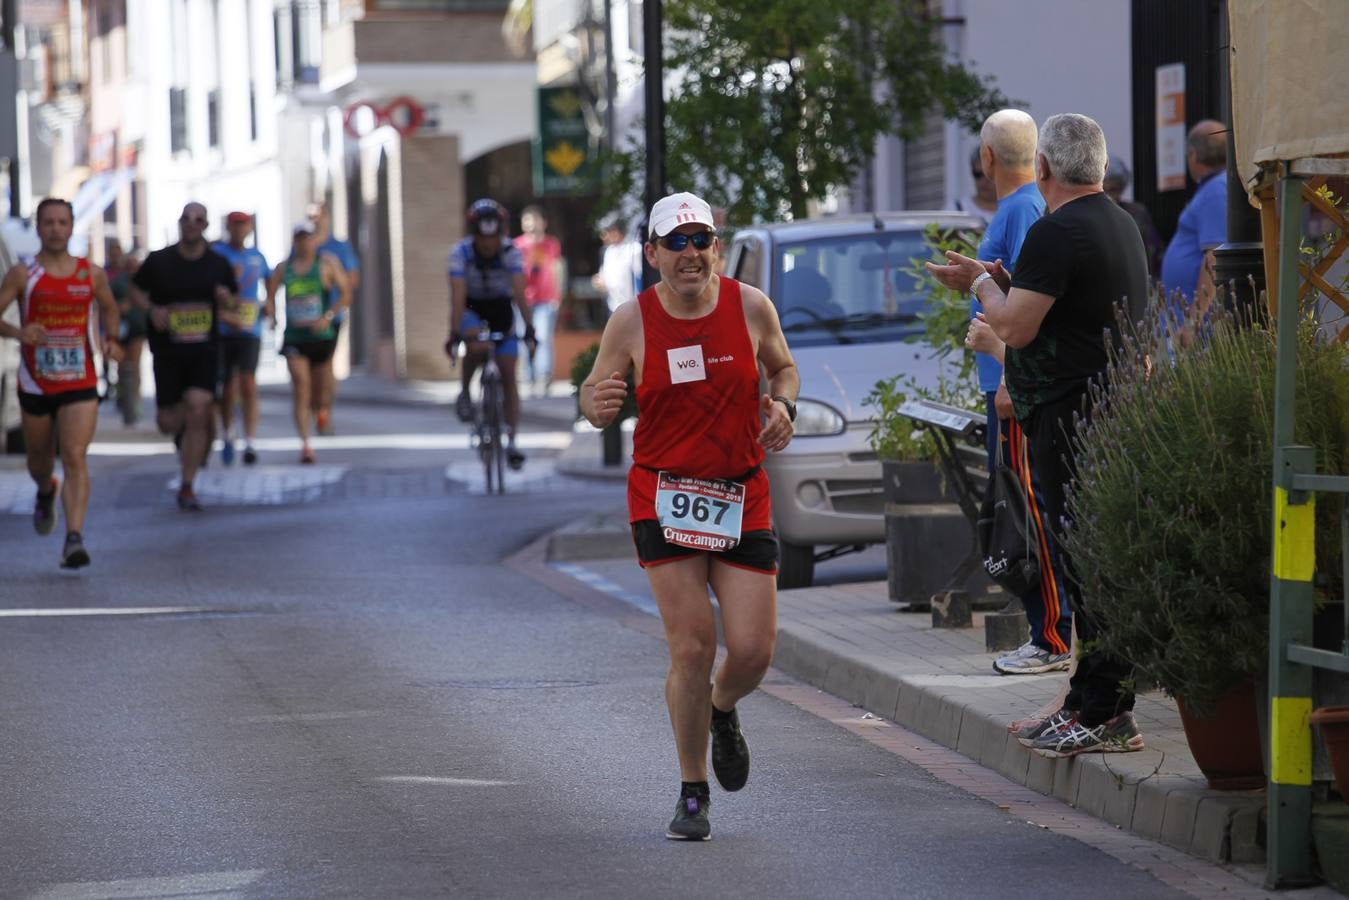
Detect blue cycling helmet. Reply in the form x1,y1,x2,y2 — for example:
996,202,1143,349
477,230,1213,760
468,198,508,237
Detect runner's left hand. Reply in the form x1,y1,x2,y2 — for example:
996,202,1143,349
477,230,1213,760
758,394,794,452
103,338,125,363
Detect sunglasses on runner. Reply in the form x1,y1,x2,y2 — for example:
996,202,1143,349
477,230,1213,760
657,231,715,252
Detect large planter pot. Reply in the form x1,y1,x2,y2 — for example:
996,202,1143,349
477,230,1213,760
881,460,995,609
1176,682,1266,790
882,461,961,607
1310,706,1349,797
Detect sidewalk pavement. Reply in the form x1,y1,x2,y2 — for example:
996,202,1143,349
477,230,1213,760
257,371,582,432
543,505,1273,870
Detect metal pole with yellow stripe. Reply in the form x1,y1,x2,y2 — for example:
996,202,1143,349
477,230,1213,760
1266,171,1315,888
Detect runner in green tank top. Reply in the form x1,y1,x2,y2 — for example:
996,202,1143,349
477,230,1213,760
264,220,349,464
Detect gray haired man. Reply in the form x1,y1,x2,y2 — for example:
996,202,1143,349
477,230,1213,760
928,113,1150,757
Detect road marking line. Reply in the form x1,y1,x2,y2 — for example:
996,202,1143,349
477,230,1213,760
87,432,574,457
376,776,516,787
26,868,266,899
0,607,212,618
231,710,381,724
552,562,660,617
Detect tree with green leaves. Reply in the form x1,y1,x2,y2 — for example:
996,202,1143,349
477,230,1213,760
637,0,1012,223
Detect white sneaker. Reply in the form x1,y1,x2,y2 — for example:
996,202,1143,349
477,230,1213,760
993,640,1071,675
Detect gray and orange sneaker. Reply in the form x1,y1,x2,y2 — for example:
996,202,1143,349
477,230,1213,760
1030,711,1145,758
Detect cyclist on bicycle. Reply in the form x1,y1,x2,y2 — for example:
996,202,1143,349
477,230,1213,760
446,198,535,470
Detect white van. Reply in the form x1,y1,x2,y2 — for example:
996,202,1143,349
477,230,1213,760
0,218,40,451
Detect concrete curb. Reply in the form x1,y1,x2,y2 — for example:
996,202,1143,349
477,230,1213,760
770,631,1266,864
543,521,1269,868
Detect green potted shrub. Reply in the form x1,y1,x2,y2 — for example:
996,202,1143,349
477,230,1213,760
1066,308,1349,788
866,221,987,608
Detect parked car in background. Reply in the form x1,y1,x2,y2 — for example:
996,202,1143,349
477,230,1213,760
0,218,39,452
723,212,983,588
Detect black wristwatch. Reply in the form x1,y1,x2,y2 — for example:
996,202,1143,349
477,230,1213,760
772,395,797,423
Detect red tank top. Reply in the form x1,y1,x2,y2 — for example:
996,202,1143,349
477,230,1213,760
632,277,763,479
19,258,98,395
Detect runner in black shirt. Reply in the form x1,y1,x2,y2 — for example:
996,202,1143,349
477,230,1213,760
928,113,1149,758
131,202,239,510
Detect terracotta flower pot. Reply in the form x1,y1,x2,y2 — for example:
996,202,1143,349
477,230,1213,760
1175,682,1266,791
1310,705,1349,797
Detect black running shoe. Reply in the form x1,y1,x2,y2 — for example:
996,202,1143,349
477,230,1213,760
176,487,203,512
710,707,751,792
242,447,258,466
60,532,90,569
34,477,60,535
665,792,711,841
507,446,525,470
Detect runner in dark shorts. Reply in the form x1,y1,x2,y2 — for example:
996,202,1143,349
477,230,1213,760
579,191,800,842
265,219,349,464
212,211,271,465
131,201,239,511
0,197,122,567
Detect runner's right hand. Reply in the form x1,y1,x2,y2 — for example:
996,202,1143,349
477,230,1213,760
149,307,169,331
593,371,627,427
444,333,461,364
18,322,47,345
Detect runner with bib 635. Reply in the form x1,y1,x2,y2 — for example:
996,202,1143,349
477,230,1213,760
580,191,799,842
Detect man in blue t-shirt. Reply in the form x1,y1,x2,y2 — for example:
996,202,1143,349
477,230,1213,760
310,202,360,436
962,110,1073,678
970,110,1045,466
1160,120,1227,330
211,211,270,466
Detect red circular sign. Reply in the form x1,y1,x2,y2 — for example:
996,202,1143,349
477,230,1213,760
344,97,425,138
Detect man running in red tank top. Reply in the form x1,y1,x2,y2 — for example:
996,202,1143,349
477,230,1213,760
0,197,122,568
581,192,799,841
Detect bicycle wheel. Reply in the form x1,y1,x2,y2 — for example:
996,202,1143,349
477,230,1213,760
481,374,505,494
488,376,507,493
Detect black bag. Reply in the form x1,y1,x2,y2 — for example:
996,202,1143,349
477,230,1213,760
977,462,1041,596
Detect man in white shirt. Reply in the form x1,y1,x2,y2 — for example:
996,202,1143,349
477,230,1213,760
592,216,642,315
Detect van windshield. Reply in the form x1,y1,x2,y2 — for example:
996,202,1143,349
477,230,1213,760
772,231,935,348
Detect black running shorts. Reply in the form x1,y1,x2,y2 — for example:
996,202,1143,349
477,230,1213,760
153,346,220,406
631,520,779,574
19,388,99,417
281,339,338,366
220,335,261,377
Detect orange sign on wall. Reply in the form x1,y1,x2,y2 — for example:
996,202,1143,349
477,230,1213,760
1156,63,1187,192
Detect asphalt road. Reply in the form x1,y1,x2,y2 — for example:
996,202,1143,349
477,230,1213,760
0,393,1192,900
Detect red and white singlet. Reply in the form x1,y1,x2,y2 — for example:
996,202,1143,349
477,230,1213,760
626,276,772,531
18,258,98,395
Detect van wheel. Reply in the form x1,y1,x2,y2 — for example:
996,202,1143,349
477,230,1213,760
777,542,815,589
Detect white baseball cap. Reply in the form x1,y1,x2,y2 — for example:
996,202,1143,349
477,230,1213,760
648,192,715,238
293,219,316,236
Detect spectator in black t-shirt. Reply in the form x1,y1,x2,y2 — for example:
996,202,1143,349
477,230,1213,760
1103,156,1163,279
131,201,239,511
928,113,1150,758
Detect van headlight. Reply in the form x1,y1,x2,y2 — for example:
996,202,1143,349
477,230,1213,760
794,399,846,436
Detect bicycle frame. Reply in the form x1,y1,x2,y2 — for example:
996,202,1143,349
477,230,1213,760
465,330,511,494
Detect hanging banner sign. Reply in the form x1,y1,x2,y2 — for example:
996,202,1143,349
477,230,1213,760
1155,63,1187,192
534,86,593,195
